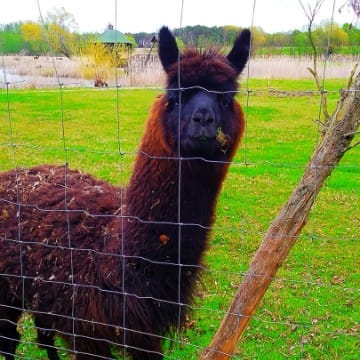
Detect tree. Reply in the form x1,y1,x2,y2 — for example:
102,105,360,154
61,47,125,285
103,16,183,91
46,6,77,33
45,7,78,58
21,22,46,54
249,26,266,50
266,31,292,47
222,25,241,46
339,0,360,23
342,23,360,46
314,21,349,48
298,0,330,123
0,22,25,54
80,40,112,82
175,36,185,51
124,33,137,47
331,25,349,46
292,29,309,47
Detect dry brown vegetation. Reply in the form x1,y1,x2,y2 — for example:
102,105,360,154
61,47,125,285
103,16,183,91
1,53,358,88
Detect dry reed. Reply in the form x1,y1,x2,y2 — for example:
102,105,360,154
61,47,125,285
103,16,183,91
1,54,358,88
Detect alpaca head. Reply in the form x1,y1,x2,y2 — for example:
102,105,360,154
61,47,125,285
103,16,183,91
158,26,251,159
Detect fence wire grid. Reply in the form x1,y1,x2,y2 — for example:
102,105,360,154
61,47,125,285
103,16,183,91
0,0,359,359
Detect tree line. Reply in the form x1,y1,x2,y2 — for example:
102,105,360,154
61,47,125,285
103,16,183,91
0,7,359,57
137,23,360,56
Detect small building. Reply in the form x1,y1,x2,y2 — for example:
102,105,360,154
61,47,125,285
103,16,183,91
97,24,133,49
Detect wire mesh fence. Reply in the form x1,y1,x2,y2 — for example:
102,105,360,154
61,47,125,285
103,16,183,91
1,1,359,359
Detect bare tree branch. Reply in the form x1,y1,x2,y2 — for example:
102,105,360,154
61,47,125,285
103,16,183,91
298,0,331,124
339,0,360,20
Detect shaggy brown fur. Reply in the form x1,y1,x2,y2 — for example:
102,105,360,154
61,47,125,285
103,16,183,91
0,27,250,360
94,79,108,87
167,48,239,91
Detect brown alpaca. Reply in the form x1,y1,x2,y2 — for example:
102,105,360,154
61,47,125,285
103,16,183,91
94,78,108,87
0,26,250,360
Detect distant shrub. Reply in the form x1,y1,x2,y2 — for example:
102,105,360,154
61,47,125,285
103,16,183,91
79,42,129,83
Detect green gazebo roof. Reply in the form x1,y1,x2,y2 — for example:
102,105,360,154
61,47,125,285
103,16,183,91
98,27,132,46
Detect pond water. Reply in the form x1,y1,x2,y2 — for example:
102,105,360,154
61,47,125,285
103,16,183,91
0,67,93,89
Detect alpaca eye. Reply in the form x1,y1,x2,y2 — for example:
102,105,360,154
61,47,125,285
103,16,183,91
167,91,180,109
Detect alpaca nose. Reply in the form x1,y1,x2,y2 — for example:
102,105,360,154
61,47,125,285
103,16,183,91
191,108,215,127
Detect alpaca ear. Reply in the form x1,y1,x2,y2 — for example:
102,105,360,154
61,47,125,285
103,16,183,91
158,26,179,72
227,29,251,75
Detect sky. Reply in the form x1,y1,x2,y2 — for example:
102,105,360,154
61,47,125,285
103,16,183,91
0,0,358,34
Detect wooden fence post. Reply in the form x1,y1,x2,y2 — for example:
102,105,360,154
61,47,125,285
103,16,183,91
200,71,360,360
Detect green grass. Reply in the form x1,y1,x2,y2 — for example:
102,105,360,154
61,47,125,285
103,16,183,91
255,46,360,57
0,79,359,359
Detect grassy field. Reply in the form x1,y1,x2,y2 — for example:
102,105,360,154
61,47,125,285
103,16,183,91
0,79,359,359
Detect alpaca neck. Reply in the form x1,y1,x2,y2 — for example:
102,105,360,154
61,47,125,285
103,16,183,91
128,156,226,225
125,146,229,268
